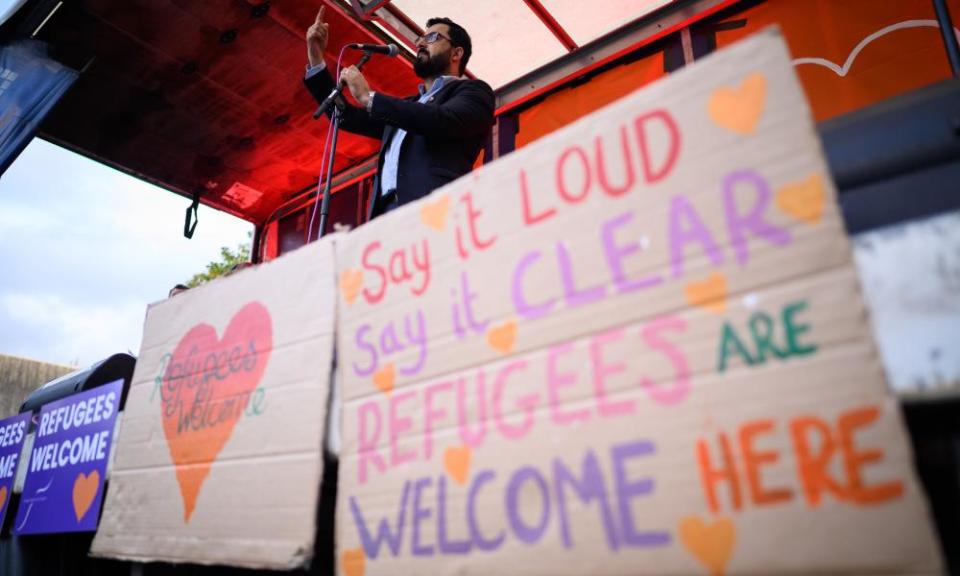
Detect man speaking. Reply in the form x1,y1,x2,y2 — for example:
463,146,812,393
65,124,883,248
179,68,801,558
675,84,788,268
304,7,495,220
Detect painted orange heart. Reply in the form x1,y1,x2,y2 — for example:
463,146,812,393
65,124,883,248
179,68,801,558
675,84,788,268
341,547,366,576
420,195,451,231
776,173,826,224
340,269,364,306
486,320,517,354
0,486,7,512
161,302,273,522
372,363,395,395
443,445,472,485
72,470,100,522
685,273,727,314
679,516,736,576
708,72,766,135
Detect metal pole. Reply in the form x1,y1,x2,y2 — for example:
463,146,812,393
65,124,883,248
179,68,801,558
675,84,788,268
314,50,373,238
933,0,960,76
317,107,341,238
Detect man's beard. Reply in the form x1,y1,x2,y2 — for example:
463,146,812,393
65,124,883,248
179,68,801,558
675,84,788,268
414,49,451,78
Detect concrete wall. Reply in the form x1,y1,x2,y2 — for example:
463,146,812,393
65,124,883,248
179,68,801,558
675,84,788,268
0,354,74,417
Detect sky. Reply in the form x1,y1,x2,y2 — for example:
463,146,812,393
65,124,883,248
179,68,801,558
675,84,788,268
0,138,252,368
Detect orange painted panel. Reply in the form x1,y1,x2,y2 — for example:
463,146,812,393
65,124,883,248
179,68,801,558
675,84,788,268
714,0,958,121
513,0,958,148
516,50,665,148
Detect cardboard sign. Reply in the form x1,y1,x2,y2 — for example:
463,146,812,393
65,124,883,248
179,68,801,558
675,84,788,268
0,412,30,525
333,29,942,575
91,236,337,569
14,380,122,534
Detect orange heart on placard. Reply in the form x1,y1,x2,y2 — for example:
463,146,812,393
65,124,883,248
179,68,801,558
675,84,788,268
776,173,826,224
679,516,736,576
420,195,450,231
372,364,395,395
0,486,8,512
708,72,766,135
443,445,472,485
72,470,100,522
340,269,364,306
685,273,728,314
486,320,517,354
161,302,273,522
341,547,366,576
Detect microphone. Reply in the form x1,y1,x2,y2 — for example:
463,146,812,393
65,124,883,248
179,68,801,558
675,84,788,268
313,46,383,120
347,43,399,57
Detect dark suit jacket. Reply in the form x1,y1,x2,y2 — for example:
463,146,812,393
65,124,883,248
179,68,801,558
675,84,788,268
304,68,495,220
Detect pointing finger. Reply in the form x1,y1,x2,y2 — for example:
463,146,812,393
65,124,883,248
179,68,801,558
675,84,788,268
315,6,325,24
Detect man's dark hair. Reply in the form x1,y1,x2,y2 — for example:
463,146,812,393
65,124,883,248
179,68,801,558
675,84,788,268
426,17,472,76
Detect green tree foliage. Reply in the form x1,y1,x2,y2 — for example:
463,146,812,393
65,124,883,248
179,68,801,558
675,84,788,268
186,234,252,288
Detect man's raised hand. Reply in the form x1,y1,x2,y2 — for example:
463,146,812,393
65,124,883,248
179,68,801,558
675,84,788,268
307,6,329,67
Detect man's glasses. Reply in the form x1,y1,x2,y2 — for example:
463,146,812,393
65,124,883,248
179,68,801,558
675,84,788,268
416,31,451,45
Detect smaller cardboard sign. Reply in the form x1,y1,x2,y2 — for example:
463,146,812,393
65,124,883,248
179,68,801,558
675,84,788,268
14,379,122,534
0,413,30,524
92,236,337,569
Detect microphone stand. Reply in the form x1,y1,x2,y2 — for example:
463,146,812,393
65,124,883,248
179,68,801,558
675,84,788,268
314,50,372,239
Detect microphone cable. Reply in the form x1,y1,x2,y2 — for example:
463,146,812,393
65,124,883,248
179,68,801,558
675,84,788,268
307,45,351,244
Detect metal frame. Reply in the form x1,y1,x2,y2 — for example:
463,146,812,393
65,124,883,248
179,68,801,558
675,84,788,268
37,136,251,223
371,1,423,51
265,155,378,225
266,0,740,235
0,0,59,40
264,0,743,253
522,0,578,52
349,0,392,20
369,6,419,52
493,0,740,112
266,0,960,241
933,0,960,76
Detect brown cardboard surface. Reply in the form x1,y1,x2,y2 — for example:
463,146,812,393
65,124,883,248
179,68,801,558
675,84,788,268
333,29,942,575
90,235,338,569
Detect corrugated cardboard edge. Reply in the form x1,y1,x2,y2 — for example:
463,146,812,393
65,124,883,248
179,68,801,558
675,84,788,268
90,234,343,571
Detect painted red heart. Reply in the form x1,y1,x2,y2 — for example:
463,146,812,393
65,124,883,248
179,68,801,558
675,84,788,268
161,301,272,522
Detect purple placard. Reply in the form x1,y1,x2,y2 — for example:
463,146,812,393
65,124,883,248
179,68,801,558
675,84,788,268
14,379,123,534
0,413,30,525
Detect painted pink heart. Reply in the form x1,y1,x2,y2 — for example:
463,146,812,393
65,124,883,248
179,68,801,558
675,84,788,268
161,301,272,522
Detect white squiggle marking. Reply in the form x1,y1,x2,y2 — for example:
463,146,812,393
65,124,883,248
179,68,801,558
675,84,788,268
16,476,55,530
16,503,33,531
792,20,960,77
35,476,54,495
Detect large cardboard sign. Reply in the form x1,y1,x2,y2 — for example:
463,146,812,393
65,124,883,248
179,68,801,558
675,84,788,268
0,413,30,526
91,237,337,569
333,29,941,575
15,380,121,534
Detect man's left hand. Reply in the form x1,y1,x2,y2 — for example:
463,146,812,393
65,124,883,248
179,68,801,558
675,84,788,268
341,66,372,108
